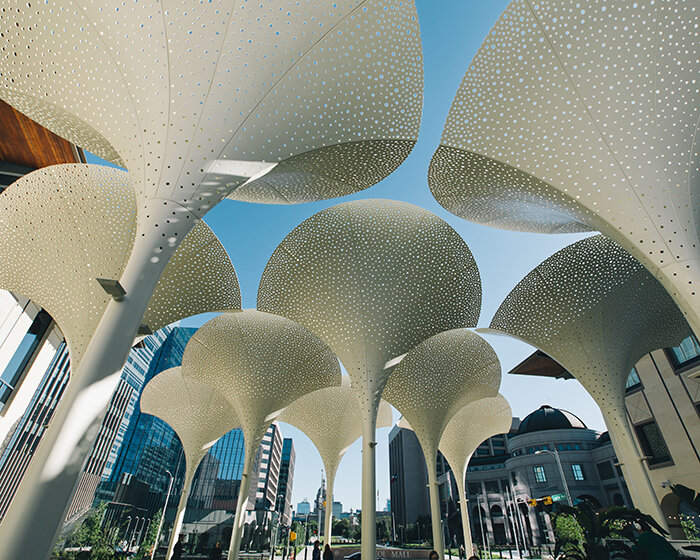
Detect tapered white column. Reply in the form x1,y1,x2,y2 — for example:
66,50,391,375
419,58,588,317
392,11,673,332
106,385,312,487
361,406,377,560
601,406,666,528
0,209,185,560
229,446,256,560
167,471,195,560
455,477,472,556
426,456,444,558
324,476,335,546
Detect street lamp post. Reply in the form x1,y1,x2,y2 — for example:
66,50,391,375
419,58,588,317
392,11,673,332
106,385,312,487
151,470,174,560
536,449,573,506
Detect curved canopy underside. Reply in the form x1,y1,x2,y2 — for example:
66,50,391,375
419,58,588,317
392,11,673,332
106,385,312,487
429,0,700,324
0,0,424,215
488,235,690,410
0,164,241,365
181,310,342,450
383,329,501,457
279,380,393,480
439,394,512,481
258,198,482,414
140,367,240,474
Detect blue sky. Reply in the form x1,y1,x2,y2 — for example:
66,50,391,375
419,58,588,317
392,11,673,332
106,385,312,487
88,1,605,512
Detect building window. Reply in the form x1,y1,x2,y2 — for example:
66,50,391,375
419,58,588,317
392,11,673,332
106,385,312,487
625,367,642,391
485,480,500,494
467,482,481,495
634,421,672,466
0,310,52,410
533,466,546,483
572,464,585,481
668,335,700,370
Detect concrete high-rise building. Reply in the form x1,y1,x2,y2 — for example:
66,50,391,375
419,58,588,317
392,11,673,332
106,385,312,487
388,423,451,530
255,422,283,512
333,501,343,519
275,438,295,526
511,335,700,539
66,327,173,520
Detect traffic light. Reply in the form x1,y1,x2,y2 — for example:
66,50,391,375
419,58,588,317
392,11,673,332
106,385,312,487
527,499,537,507
543,496,553,506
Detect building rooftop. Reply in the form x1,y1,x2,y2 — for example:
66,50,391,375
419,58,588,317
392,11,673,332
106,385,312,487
517,404,587,435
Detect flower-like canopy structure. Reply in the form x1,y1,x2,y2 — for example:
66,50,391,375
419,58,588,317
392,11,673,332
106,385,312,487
258,198,481,560
485,235,690,527
0,164,241,559
383,329,501,558
140,367,239,560
0,0,422,212
429,0,700,336
181,310,341,560
439,394,512,555
279,378,393,544
0,2,421,552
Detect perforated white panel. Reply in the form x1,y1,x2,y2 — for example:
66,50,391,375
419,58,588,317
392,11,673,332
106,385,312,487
144,220,241,332
140,367,239,476
279,379,392,482
181,310,342,453
0,164,136,363
429,0,700,333
0,164,241,363
439,394,512,482
0,0,423,215
487,235,690,412
383,329,501,460
258,199,481,419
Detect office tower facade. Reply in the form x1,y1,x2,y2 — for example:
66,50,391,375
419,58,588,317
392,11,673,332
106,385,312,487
388,424,450,530
297,500,311,516
275,438,295,526
0,319,68,520
255,422,283,512
66,327,174,520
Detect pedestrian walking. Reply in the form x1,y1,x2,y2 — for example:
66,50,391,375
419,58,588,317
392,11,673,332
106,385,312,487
323,543,333,560
458,545,465,560
312,540,321,560
171,534,184,560
429,550,439,560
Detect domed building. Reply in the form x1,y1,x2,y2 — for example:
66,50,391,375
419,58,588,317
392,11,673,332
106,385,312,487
451,405,629,550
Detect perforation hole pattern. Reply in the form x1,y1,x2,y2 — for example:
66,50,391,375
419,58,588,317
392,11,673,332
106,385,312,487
144,220,242,332
439,394,512,482
489,235,690,412
429,0,700,331
0,0,422,214
257,199,482,421
140,367,240,476
181,309,341,453
383,329,501,459
0,164,136,363
279,379,392,482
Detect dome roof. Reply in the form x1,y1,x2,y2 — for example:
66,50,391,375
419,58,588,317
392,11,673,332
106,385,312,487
517,405,586,435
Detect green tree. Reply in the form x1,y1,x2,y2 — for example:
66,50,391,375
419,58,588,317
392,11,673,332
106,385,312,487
60,503,119,559
680,515,700,541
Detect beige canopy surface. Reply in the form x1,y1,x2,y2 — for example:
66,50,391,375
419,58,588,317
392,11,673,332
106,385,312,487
429,0,700,337
140,367,240,560
484,235,690,528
